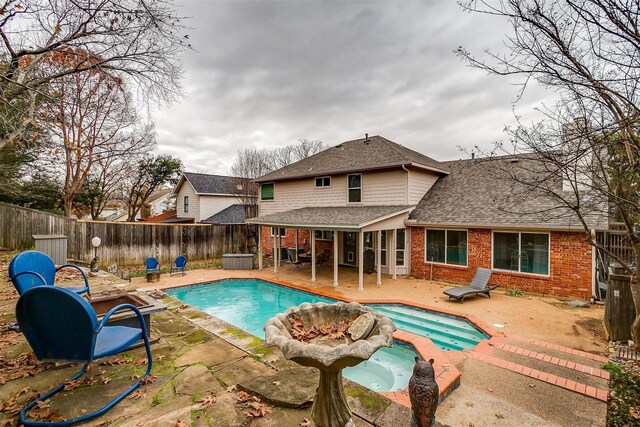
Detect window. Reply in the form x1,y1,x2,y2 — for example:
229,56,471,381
314,230,333,240
315,177,331,187
396,228,405,267
493,232,549,274
348,174,361,203
183,196,189,213
271,227,286,236
425,229,467,266
261,183,274,201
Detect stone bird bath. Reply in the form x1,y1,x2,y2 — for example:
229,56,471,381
264,302,395,427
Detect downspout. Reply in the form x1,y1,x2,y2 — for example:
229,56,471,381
401,163,410,205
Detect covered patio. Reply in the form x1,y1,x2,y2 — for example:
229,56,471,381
247,205,414,291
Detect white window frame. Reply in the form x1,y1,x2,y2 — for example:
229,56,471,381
347,173,362,204
424,228,468,267
491,230,550,276
395,228,406,267
380,230,387,267
315,176,331,188
260,182,275,201
270,227,286,237
183,196,189,213
314,230,333,241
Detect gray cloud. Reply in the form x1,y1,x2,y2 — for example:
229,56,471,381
153,0,556,173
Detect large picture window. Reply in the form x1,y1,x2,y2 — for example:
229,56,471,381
348,174,361,203
270,227,286,236
493,232,549,275
396,228,405,267
425,229,467,266
261,183,274,201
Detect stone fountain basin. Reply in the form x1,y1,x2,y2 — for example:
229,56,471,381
264,301,395,370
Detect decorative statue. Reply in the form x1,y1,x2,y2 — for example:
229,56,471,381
408,357,439,427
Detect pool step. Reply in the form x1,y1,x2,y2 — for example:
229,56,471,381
371,306,484,348
373,305,484,335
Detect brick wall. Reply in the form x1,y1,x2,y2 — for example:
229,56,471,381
409,227,593,300
260,226,333,261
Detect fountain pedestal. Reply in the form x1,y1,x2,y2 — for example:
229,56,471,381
264,302,395,427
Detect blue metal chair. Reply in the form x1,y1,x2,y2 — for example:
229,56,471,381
145,257,160,274
16,286,153,426
9,250,90,296
170,256,187,276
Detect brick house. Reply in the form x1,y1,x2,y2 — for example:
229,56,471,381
247,135,606,299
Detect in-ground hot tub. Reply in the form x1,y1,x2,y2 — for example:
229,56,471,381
90,291,166,340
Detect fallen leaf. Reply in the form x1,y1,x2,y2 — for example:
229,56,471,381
226,385,237,393
272,381,281,386
496,413,505,419
128,389,146,400
140,374,156,385
175,420,188,427
300,417,312,427
465,401,474,407
196,395,216,407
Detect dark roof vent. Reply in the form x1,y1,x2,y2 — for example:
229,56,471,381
510,157,519,163
364,133,370,144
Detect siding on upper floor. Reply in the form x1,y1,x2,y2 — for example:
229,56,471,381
176,181,200,221
408,168,440,205
259,169,408,216
259,167,442,216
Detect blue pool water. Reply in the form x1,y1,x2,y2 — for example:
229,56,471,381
166,279,487,391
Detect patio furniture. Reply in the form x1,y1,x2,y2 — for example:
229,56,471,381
170,256,188,276
15,286,152,426
443,267,498,303
287,248,303,268
145,257,160,282
8,250,90,296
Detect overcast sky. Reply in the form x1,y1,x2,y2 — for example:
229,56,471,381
152,0,556,174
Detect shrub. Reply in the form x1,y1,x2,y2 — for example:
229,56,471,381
505,287,524,297
604,361,640,426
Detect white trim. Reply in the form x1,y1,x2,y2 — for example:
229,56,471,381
405,219,604,232
270,227,286,237
424,228,468,267
260,182,275,201
491,230,551,276
347,173,362,204
315,176,331,188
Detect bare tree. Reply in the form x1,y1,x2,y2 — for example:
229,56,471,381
228,139,326,218
0,0,188,149
459,0,640,346
83,124,155,219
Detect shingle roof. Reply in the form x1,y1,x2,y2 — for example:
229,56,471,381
247,205,413,228
201,204,247,224
255,135,447,183
147,188,173,203
408,154,608,230
181,172,239,195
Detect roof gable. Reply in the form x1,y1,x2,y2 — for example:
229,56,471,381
255,135,447,183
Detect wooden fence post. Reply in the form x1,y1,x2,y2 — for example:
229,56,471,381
604,274,637,341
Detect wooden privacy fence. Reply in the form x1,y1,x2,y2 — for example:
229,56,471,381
0,202,257,266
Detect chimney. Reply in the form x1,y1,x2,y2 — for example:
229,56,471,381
364,133,370,144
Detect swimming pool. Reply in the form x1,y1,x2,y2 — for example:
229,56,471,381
166,278,486,391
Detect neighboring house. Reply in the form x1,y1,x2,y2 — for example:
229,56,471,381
174,172,254,223
247,135,607,299
146,189,175,218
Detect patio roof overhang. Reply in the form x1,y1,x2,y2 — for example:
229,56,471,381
246,205,415,231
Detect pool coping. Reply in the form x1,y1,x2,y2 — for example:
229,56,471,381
160,275,497,407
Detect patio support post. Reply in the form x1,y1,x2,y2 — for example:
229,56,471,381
333,231,339,287
273,230,278,274
258,226,263,270
358,229,364,291
376,230,382,286
278,233,282,267
391,229,397,279
311,230,316,282
295,228,299,262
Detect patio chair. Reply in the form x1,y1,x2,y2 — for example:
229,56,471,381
16,285,152,426
145,257,160,274
443,267,498,303
287,248,302,268
170,256,188,276
8,250,90,296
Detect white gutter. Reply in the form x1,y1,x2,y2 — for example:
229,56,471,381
404,218,602,232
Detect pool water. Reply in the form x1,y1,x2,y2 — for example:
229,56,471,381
166,279,486,392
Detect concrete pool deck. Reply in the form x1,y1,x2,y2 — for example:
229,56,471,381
0,259,608,426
